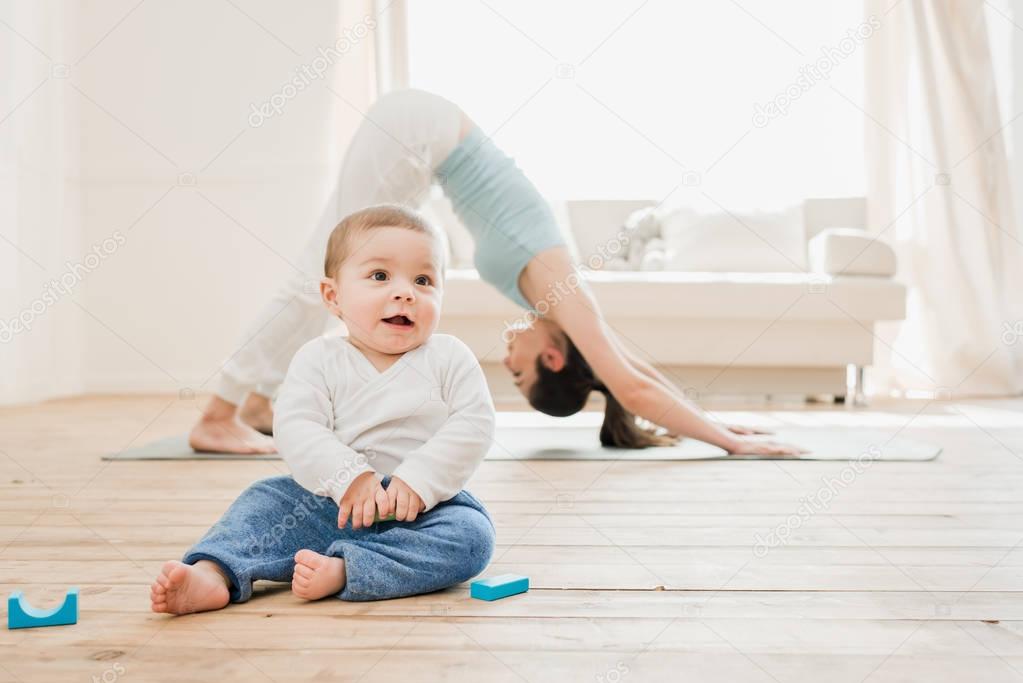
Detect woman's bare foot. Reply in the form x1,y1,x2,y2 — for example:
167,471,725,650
150,560,230,615
292,549,346,600
239,393,274,436
188,395,276,454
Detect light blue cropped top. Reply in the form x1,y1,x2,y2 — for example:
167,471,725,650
435,126,565,311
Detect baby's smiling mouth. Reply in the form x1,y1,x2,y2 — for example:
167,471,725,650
382,315,414,327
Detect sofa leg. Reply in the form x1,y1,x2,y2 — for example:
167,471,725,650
850,365,866,406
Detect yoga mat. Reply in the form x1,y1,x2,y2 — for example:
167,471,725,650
104,412,940,462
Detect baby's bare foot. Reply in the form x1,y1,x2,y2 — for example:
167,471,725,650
150,560,230,615
292,549,346,600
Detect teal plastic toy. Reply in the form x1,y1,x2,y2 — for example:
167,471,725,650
470,574,529,601
8,587,79,629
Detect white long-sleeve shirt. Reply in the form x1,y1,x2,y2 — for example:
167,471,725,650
272,333,496,511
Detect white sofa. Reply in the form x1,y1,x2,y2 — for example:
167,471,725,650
428,195,905,405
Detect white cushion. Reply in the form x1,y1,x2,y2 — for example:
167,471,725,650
660,204,807,272
443,268,906,322
808,228,896,277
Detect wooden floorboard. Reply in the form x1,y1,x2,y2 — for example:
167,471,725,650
1,394,1022,682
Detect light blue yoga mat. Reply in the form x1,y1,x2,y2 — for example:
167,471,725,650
103,412,940,462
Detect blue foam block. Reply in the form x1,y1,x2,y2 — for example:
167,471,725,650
8,587,79,629
470,574,529,601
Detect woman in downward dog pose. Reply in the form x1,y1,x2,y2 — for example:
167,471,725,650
189,88,804,457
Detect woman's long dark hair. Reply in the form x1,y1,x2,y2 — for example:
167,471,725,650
528,337,678,448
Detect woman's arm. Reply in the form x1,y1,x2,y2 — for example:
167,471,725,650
611,339,774,437
612,341,693,406
520,248,797,454
520,248,741,450
580,319,743,450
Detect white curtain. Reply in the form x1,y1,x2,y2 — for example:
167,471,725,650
865,0,1023,397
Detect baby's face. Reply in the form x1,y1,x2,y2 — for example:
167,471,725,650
325,227,443,356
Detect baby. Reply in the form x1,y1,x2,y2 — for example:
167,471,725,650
150,204,497,613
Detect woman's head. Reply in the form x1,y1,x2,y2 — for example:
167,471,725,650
503,323,677,448
503,318,568,395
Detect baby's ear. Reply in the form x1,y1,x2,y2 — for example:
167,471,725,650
320,277,342,317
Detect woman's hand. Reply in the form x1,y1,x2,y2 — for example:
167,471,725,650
725,438,809,456
725,424,774,436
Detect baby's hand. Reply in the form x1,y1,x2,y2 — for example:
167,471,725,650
386,476,425,522
338,471,390,530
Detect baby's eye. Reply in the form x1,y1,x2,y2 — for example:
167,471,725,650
415,275,432,286
370,271,388,281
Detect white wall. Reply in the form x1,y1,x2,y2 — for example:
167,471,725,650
1,0,379,403
1,1,84,403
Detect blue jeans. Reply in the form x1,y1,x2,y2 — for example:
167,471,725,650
182,475,495,602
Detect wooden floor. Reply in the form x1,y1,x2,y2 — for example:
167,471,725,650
1,394,1022,682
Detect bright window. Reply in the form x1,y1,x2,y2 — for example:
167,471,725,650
407,0,867,208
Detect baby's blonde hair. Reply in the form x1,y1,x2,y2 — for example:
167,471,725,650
324,204,446,279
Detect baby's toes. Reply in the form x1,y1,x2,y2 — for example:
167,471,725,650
150,587,168,611
294,549,321,568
